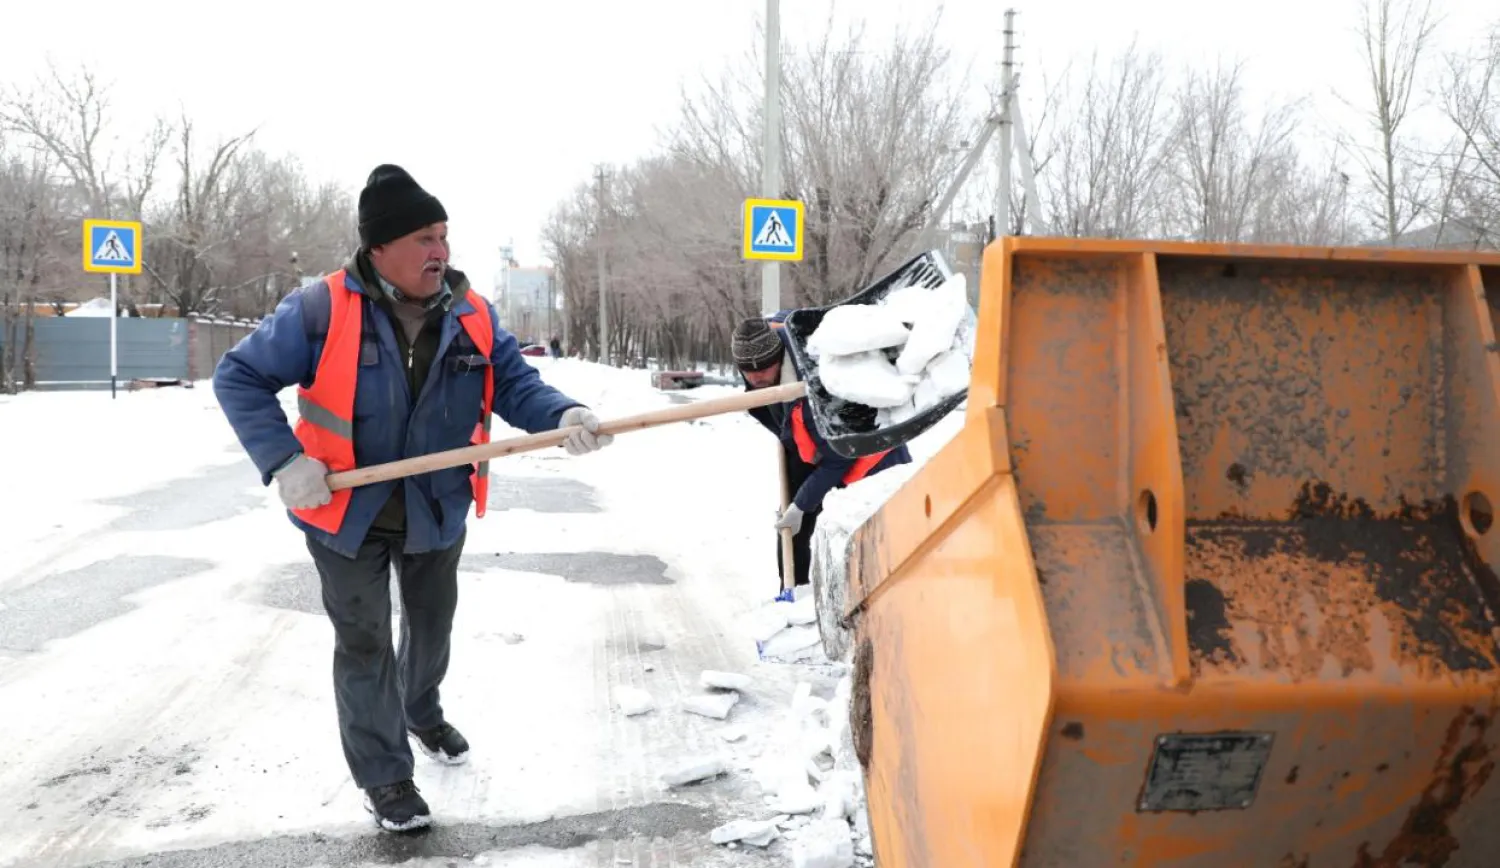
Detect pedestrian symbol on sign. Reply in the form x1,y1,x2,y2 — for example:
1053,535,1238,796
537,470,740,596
753,211,790,248
95,231,131,264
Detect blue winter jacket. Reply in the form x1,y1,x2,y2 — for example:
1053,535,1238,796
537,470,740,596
213,265,582,558
744,310,911,514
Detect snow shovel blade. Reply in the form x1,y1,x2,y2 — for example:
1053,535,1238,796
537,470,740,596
781,250,970,460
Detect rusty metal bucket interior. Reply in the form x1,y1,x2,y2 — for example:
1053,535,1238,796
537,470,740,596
842,239,1500,867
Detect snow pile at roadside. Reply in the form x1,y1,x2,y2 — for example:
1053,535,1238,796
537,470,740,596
804,273,977,427
706,673,874,867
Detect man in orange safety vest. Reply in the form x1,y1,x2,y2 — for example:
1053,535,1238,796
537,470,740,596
214,165,612,833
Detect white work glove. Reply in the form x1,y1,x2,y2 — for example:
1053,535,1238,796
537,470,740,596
558,406,614,455
273,454,332,510
774,504,805,535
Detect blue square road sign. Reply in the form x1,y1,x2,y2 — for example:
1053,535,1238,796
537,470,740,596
743,198,804,262
83,219,143,275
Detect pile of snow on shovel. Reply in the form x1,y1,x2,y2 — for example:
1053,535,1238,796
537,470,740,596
806,272,976,427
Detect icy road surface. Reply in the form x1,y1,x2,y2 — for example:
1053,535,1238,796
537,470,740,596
0,359,961,868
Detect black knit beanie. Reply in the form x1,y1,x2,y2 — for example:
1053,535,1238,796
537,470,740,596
732,316,783,370
358,164,448,248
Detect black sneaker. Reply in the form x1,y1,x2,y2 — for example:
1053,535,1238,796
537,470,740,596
363,779,431,832
409,722,469,765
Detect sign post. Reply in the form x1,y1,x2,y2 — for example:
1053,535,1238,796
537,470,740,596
82,219,143,399
742,198,805,268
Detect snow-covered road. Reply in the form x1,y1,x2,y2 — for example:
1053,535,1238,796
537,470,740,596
0,359,938,868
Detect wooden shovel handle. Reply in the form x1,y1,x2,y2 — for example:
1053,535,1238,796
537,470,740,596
324,380,807,492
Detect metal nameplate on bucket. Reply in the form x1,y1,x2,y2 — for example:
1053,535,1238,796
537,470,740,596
1138,732,1273,812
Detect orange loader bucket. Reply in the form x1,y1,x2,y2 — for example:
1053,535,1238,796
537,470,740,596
841,238,1500,867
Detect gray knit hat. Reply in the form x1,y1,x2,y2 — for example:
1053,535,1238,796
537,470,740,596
732,317,783,370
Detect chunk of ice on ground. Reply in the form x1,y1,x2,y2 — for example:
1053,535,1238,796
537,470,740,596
762,626,823,659
613,686,655,716
712,818,779,845
745,603,792,643
818,350,915,408
791,819,857,868
807,305,910,356
787,595,818,626
701,670,753,691
684,691,741,720
775,783,823,815
662,756,728,787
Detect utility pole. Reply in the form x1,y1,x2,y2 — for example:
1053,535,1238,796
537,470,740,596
996,8,1016,240
760,0,782,315
594,164,610,366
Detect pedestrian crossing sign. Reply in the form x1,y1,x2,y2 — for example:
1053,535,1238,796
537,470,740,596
743,198,804,262
83,219,143,274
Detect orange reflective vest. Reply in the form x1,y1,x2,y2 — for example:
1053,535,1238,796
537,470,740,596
291,269,495,534
790,402,890,486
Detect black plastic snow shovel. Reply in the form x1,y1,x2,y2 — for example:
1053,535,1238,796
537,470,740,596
781,250,971,461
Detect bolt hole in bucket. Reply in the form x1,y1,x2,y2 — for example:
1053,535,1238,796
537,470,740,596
1464,491,1494,536
1137,490,1158,534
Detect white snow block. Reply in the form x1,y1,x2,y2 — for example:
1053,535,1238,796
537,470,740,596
684,691,740,720
820,770,859,820
775,783,823,815
851,804,872,839
925,349,970,398
613,686,655,716
761,626,823,658
743,826,779,847
661,756,728,787
896,273,968,376
719,725,748,742
745,604,791,643
855,835,873,857
711,818,779,845
807,305,910,356
701,670,753,691
819,350,916,409
879,283,935,324
788,595,818,626
791,819,857,868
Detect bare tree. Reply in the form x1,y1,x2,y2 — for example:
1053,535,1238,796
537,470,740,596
141,115,258,316
1436,23,1500,247
1343,0,1443,242
1036,41,1176,238
1165,58,1302,242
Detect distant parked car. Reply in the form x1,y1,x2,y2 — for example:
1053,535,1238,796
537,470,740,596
518,343,547,357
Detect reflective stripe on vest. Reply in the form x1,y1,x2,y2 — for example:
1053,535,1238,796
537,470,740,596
789,402,890,486
291,269,496,533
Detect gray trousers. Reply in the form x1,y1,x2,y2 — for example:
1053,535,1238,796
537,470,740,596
306,528,464,789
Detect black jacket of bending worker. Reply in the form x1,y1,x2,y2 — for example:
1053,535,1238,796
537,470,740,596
731,313,912,594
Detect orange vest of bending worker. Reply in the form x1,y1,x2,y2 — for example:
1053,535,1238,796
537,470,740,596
290,268,495,534
789,402,890,486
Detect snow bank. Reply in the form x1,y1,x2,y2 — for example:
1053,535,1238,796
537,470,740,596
708,673,875,866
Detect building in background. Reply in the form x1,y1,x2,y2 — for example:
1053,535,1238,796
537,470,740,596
492,244,559,346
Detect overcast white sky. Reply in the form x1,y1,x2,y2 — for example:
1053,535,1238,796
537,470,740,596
3,0,1494,291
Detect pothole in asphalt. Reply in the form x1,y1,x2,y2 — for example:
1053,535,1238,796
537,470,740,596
486,475,601,514
78,802,719,867
98,460,264,532
0,556,216,652
462,552,672,586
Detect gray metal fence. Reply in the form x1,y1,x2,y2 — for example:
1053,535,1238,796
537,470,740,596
0,317,259,389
